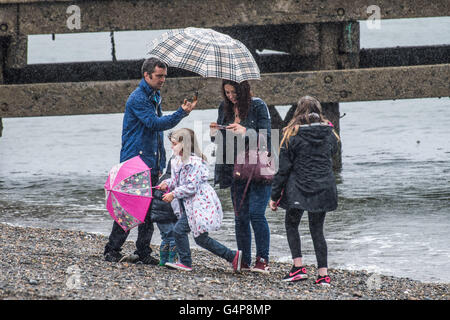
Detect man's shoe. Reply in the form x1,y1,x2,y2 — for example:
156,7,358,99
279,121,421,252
136,254,159,265
165,262,192,271
251,256,270,274
282,265,308,282
232,250,242,272
104,250,123,263
119,254,140,263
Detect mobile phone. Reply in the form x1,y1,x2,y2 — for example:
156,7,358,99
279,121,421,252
216,125,227,130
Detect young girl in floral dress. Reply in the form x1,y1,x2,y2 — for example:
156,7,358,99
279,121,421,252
158,128,242,272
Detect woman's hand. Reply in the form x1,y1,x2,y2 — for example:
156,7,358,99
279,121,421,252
158,181,168,191
226,123,247,135
269,200,278,211
162,192,174,203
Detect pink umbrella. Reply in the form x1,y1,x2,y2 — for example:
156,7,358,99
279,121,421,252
104,156,153,232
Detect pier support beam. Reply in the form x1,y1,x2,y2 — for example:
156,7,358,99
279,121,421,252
3,0,449,34
1,64,448,117
267,21,359,170
0,37,7,137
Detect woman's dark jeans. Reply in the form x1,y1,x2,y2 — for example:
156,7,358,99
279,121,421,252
285,209,328,268
231,181,271,266
173,211,236,268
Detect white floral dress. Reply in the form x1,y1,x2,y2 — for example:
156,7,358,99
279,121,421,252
164,155,223,237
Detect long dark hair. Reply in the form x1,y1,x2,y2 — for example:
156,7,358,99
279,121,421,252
280,96,340,148
221,80,252,122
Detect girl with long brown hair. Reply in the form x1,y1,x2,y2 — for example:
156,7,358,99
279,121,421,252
270,96,339,285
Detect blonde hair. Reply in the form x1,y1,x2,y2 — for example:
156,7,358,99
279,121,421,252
169,128,207,163
280,96,340,149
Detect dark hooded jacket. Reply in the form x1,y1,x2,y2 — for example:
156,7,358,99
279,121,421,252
149,189,177,223
271,124,339,212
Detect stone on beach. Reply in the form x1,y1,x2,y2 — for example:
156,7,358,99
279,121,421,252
0,223,448,300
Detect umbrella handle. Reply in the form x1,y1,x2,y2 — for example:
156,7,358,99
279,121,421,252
152,185,171,193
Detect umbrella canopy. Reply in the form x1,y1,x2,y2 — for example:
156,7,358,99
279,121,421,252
148,27,260,83
104,156,153,232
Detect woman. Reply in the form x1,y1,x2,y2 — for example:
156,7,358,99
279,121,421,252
210,80,272,273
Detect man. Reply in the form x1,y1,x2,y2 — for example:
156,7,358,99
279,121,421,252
104,57,196,264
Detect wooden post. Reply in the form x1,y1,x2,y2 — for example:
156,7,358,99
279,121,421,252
0,37,6,137
282,21,360,170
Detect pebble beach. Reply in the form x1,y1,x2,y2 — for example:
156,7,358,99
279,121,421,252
0,223,448,301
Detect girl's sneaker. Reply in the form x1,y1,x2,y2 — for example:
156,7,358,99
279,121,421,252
282,265,308,282
251,257,270,274
315,274,331,286
165,262,192,272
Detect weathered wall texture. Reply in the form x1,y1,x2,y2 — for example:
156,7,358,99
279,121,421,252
1,64,449,118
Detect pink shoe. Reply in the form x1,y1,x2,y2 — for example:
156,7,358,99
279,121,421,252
315,275,331,286
165,262,192,272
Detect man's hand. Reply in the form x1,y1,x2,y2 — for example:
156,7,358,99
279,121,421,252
181,98,197,114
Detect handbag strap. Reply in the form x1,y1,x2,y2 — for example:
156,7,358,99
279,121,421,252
233,164,256,216
232,132,270,216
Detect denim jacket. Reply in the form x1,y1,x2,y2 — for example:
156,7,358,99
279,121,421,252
120,79,188,173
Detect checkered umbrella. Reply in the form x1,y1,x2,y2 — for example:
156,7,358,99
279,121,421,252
148,27,260,83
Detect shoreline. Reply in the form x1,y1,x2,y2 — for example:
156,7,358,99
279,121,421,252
0,223,448,300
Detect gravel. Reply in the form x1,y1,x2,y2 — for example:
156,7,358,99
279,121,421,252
0,223,448,300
